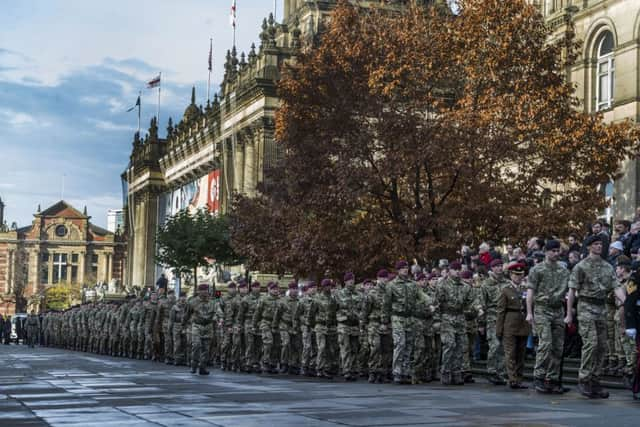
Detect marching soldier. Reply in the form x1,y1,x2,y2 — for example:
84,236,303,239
481,259,509,385
253,282,281,373
335,272,362,381
169,291,188,365
299,283,318,376
362,271,392,383
186,284,216,375
274,281,301,374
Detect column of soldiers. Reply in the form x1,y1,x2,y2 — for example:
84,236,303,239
33,241,640,399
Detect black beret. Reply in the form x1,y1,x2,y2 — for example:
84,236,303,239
545,239,561,251
584,234,603,247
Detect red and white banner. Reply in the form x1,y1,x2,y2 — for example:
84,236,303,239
207,170,220,214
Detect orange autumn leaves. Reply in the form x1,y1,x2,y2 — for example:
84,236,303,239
230,0,639,278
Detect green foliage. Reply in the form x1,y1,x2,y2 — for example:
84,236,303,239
45,282,81,311
156,209,242,285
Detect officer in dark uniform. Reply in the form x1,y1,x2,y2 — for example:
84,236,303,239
497,262,530,389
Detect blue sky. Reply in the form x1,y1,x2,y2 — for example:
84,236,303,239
0,0,282,228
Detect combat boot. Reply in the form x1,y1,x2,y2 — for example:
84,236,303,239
452,373,465,385
591,381,609,399
279,364,289,374
440,372,452,385
463,372,475,383
533,377,551,394
199,367,210,375
368,373,376,383
613,360,626,376
190,365,197,374
577,380,595,398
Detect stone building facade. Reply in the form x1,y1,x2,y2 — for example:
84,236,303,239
123,1,415,288
536,0,640,220
0,201,126,316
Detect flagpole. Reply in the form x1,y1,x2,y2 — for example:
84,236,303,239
157,72,161,125
137,91,141,135
207,38,212,103
274,0,277,21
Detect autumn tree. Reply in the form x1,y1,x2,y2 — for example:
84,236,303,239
230,0,638,278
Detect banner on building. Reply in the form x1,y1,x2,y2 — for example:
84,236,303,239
164,169,221,218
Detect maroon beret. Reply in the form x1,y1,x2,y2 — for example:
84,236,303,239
416,273,426,281
344,272,355,282
460,270,473,279
227,282,236,288
197,284,209,291
395,260,409,270
251,281,261,289
489,259,503,268
320,278,332,288
377,269,389,278
238,281,247,288
267,281,278,290
301,285,309,292
288,281,298,290
308,281,317,288
449,261,462,271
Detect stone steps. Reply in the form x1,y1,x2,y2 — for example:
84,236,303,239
471,357,627,390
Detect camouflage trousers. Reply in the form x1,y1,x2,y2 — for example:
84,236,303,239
577,302,607,383
144,329,154,360
533,307,565,382
244,326,261,370
191,323,212,369
301,326,316,370
615,306,638,376
162,321,172,361
367,324,392,375
412,322,427,380
391,317,415,378
219,327,233,366
231,327,244,368
260,326,278,370
279,330,301,369
129,327,138,357
172,326,186,364
486,319,506,379
606,304,619,364
429,332,441,378
440,314,467,377
357,329,369,375
503,334,527,384
337,325,359,376
315,327,338,374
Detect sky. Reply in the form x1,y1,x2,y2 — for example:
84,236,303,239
0,0,283,228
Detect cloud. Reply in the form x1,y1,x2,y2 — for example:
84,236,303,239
0,108,39,128
88,118,135,132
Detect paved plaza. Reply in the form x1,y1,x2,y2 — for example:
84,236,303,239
0,345,638,427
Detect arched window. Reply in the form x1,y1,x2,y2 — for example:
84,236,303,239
596,31,615,111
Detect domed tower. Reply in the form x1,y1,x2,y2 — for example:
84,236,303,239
183,86,201,123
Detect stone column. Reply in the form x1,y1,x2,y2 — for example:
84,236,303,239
244,140,256,196
78,250,85,285
106,253,113,283
47,256,53,287
233,141,245,192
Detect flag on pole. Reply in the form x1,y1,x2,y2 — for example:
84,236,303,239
147,74,161,89
126,95,140,112
230,0,236,28
208,39,213,72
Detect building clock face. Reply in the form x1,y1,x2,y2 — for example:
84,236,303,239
55,224,67,237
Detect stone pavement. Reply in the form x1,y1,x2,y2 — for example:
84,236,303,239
0,345,638,427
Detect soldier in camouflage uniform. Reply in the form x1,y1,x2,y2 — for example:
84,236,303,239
143,293,158,360
526,239,569,394
412,274,436,384
436,261,480,385
184,291,198,366
26,311,40,348
231,281,248,370
461,269,479,383
156,289,175,364
335,272,362,381
387,260,422,384
308,279,338,379
185,284,216,375
481,259,509,385
253,282,281,373
129,299,142,359
299,283,317,376
219,282,239,370
242,281,262,372
566,235,627,398
357,281,370,378
169,291,188,365
274,281,301,374
427,273,442,380
109,304,120,356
